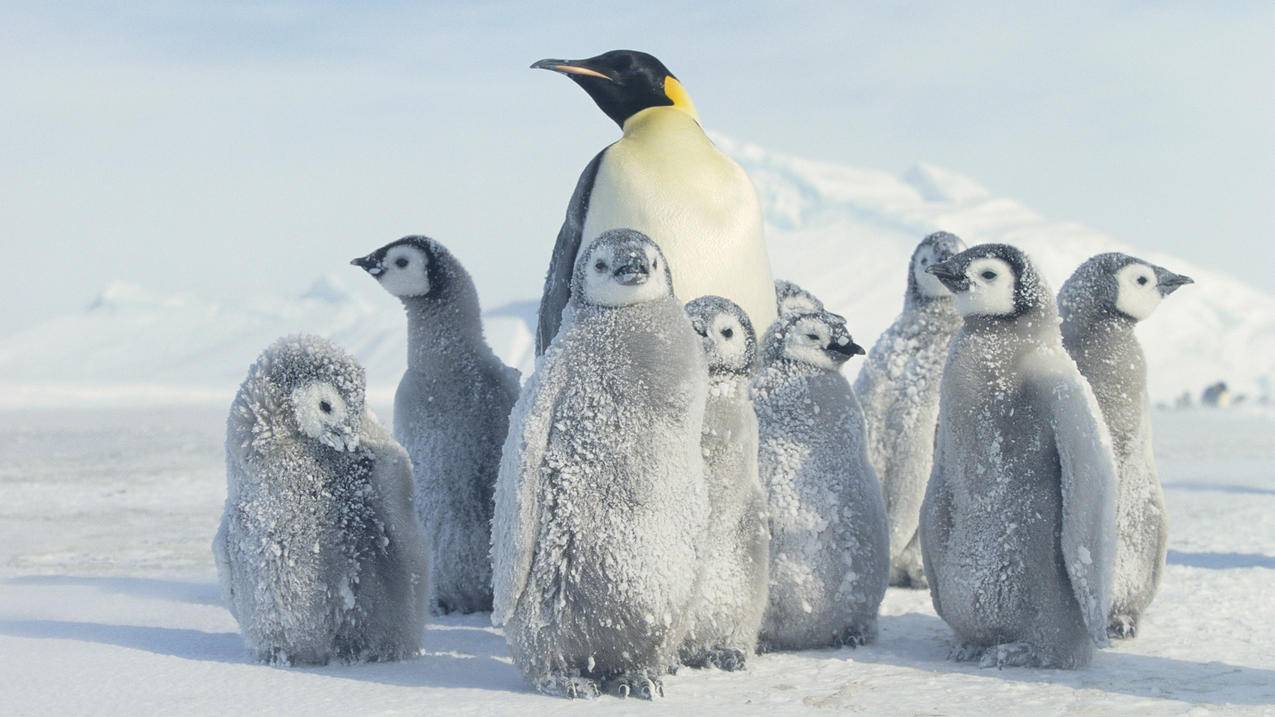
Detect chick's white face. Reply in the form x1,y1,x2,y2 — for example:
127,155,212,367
581,242,668,307
377,244,431,298
704,311,749,370
783,317,841,370
1114,262,1162,321
953,257,1015,317
290,382,359,451
913,245,952,298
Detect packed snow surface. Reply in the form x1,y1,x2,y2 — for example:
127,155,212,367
1,407,1272,713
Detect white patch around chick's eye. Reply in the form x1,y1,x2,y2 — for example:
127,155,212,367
580,246,668,307
291,382,358,451
913,248,951,298
953,257,1015,317
783,318,837,369
1115,263,1162,321
711,314,747,362
377,245,431,298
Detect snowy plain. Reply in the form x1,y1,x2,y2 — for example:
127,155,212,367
1,407,1272,715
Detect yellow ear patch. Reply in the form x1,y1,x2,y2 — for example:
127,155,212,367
663,76,700,121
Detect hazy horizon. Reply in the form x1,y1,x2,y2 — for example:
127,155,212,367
3,2,1272,335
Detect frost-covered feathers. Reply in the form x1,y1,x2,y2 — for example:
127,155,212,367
353,235,520,615
1058,253,1190,638
774,279,825,319
680,295,769,669
492,229,709,697
855,231,965,588
920,246,1118,668
214,335,429,665
754,310,887,651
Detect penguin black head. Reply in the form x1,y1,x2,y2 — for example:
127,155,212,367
765,310,864,370
907,231,967,305
927,243,1051,321
573,228,673,307
774,279,825,319
685,295,757,376
531,50,698,128
1058,252,1194,324
351,236,438,299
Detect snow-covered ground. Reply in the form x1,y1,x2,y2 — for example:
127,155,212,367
1,406,1271,715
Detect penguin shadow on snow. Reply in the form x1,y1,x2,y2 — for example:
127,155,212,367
841,611,1275,705
0,576,522,692
1167,550,1275,570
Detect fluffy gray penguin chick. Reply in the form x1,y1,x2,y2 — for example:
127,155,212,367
774,279,825,319
213,335,429,665
679,295,770,671
920,244,1118,669
1058,252,1192,639
491,228,709,700
854,231,966,588
753,310,889,651
352,236,520,615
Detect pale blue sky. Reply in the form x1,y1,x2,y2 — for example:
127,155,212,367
2,2,1272,334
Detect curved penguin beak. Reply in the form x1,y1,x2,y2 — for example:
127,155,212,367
530,58,615,81
829,336,866,358
613,255,651,285
927,260,969,292
1155,268,1194,296
350,254,384,277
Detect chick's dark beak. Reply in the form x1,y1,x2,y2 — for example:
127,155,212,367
927,261,969,292
530,58,615,81
613,255,651,285
829,338,866,358
350,255,384,277
1156,270,1194,296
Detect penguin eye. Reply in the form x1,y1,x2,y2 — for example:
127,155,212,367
1137,276,1148,286
806,333,820,342
980,270,997,281
319,400,332,415
721,327,734,339
594,260,607,272
395,257,409,269
652,258,658,269
920,257,929,266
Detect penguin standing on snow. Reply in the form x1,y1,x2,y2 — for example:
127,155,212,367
920,244,1117,669
213,335,429,664
753,310,888,651
854,231,966,588
532,50,776,354
1058,253,1193,639
774,279,825,319
351,236,520,614
492,229,709,700
680,296,770,671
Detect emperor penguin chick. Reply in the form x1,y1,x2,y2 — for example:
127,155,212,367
679,295,770,671
753,310,888,651
774,279,825,319
492,229,709,700
1058,253,1192,639
352,236,520,615
921,244,1118,669
213,335,429,665
854,231,966,588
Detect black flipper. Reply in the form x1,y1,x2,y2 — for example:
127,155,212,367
535,147,608,355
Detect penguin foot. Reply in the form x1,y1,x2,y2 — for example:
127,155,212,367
1108,615,1138,640
602,672,663,700
978,642,1044,669
837,626,872,649
948,642,986,663
536,674,600,700
705,647,747,671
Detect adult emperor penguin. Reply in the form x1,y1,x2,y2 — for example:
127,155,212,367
920,244,1118,669
492,229,709,699
753,310,889,651
680,296,770,671
854,231,966,588
351,236,520,615
531,50,776,354
1058,252,1193,639
213,335,429,664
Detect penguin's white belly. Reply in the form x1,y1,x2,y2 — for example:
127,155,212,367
582,119,777,332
